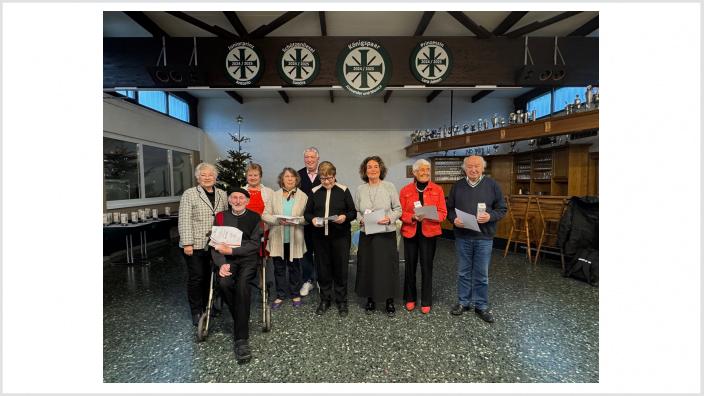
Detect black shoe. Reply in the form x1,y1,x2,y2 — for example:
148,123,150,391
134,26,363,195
316,300,331,315
365,299,376,314
338,302,348,317
385,299,395,317
450,304,471,316
192,312,202,326
234,339,252,364
474,308,495,323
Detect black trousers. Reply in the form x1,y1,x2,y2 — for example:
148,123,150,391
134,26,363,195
217,259,258,341
273,243,302,299
403,234,437,307
184,249,211,315
312,232,351,304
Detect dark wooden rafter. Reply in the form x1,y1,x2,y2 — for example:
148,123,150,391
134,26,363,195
426,90,442,103
506,11,582,38
223,11,249,38
329,90,334,103
249,12,304,39
319,12,327,36
225,90,243,104
166,11,237,39
383,90,393,103
278,91,289,103
492,11,528,35
124,12,170,38
568,15,598,37
414,11,435,36
447,11,492,38
471,90,493,103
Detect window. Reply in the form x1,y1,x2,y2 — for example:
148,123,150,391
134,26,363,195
172,151,193,196
527,92,552,119
143,145,171,198
103,136,194,207
138,91,167,113
168,95,190,122
104,137,140,200
553,87,587,113
116,90,136,99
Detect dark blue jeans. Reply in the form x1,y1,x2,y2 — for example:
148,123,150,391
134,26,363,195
455,237,493,310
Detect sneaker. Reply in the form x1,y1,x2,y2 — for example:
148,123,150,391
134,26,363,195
474,308,495,323
421,306,431,314
450,304,471,316
405,302,416,312
271,299,284,309
300,281,314,296
234,339,252,364
292,297,303,308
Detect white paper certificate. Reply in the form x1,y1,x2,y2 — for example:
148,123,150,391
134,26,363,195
454,208,481,232
414,205,439,221
363,209,386,235
209,226,243,248
273,215,304,224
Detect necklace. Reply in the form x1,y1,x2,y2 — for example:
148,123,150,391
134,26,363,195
367,182,380,210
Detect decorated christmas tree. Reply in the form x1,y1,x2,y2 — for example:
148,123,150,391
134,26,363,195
215,115,251,190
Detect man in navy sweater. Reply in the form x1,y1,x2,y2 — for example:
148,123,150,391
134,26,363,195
298,147,321,297
446,155,506,323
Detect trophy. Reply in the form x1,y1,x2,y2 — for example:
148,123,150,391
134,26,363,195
531,110,537,122
152,209,158,219
132,211,139,223
523,112,530,123
483,119,489,130
453,124,460,136
165,206,171,216
121,213,129,225
470,123,476,132
112,212,120,224
491,113,499,129
516,110,523,124
103,213,110,226
477,118,483,131
509,112,516,124
462,124,469,134
500,117,506,127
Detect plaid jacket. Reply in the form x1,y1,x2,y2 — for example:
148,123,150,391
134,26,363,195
178,185,228,249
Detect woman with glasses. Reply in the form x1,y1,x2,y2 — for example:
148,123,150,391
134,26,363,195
304,161,357,317
262,167,308,309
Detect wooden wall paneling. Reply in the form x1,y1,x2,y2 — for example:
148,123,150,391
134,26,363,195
588,151,599,196
567,144,589,196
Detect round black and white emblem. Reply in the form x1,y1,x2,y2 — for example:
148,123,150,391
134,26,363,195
225,42,264,86
278,42,320,86
410,41,452,85
336,39,391,96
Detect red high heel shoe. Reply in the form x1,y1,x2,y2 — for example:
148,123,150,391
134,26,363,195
421,306,431,314
405,302,415,311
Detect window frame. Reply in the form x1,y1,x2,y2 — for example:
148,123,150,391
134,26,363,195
109,90,194,126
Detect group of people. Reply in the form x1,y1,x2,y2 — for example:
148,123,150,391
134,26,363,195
178,147,506,364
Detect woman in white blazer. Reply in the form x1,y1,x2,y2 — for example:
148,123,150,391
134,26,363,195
262,167,308,309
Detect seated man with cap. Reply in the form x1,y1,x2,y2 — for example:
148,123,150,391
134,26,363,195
211,186,263,364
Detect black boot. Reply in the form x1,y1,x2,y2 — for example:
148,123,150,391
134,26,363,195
338,302,349,317
365,298,375,314
385,298,395,317
234,339,252,364
316,300,331,315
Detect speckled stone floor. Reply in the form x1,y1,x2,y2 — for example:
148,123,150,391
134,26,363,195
103,239,598,383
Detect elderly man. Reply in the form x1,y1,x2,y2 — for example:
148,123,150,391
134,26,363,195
211,187,263,364
297,147,321,296
446,156,506,323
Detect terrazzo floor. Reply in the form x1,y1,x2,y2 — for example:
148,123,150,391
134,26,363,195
103,239,599,383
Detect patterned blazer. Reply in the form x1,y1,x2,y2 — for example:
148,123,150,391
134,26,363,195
178,185,228,249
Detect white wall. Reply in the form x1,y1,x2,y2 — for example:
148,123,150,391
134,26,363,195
199,93,515,190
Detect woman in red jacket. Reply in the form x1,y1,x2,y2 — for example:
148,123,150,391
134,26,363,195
399,159,448,314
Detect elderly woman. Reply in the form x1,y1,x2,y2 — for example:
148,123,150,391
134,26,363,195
399,159,448,314
178,162,229,326
243,163,274,215
354,156,402,316
262,167,308,309
304,161,357,317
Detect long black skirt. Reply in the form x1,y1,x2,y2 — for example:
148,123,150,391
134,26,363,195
354,231,399,301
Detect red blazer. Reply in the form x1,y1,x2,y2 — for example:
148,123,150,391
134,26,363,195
399,181,448,238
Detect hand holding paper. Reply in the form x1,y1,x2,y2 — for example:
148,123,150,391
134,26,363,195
454,208,481,232
209,226,243,248
414,205,439,221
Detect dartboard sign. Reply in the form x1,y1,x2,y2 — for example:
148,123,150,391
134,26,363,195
336,39,392,97
278,42,320,86
224,42,264,86
410,40,452,85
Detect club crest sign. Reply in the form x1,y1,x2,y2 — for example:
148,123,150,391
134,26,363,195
278,42,320,86
337,39,392,96
225,42,264,86
410,41,452,85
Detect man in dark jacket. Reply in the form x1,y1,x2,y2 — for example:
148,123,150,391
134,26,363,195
297,147,321,296
211,187,263,364
446,156,506,323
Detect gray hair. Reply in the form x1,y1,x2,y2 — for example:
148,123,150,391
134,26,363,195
303,147,320,157
463,155,487,169
194,162,218,180
412,158,431,172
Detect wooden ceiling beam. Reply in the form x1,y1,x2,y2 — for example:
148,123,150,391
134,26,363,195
506,11,582,38
319,11,327,36
447,11,492,38
414,11,435,36
223,11,249,38
492,11,528,36
383,90,393,103
166,11,237,39
568,15,599,37
225,90,243,104
250,11,304,39
278,91,289,103
471,90,493,103
123,11,170,38
426,90,443,103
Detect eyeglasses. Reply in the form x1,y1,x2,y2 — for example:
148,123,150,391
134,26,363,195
320,176,334,181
